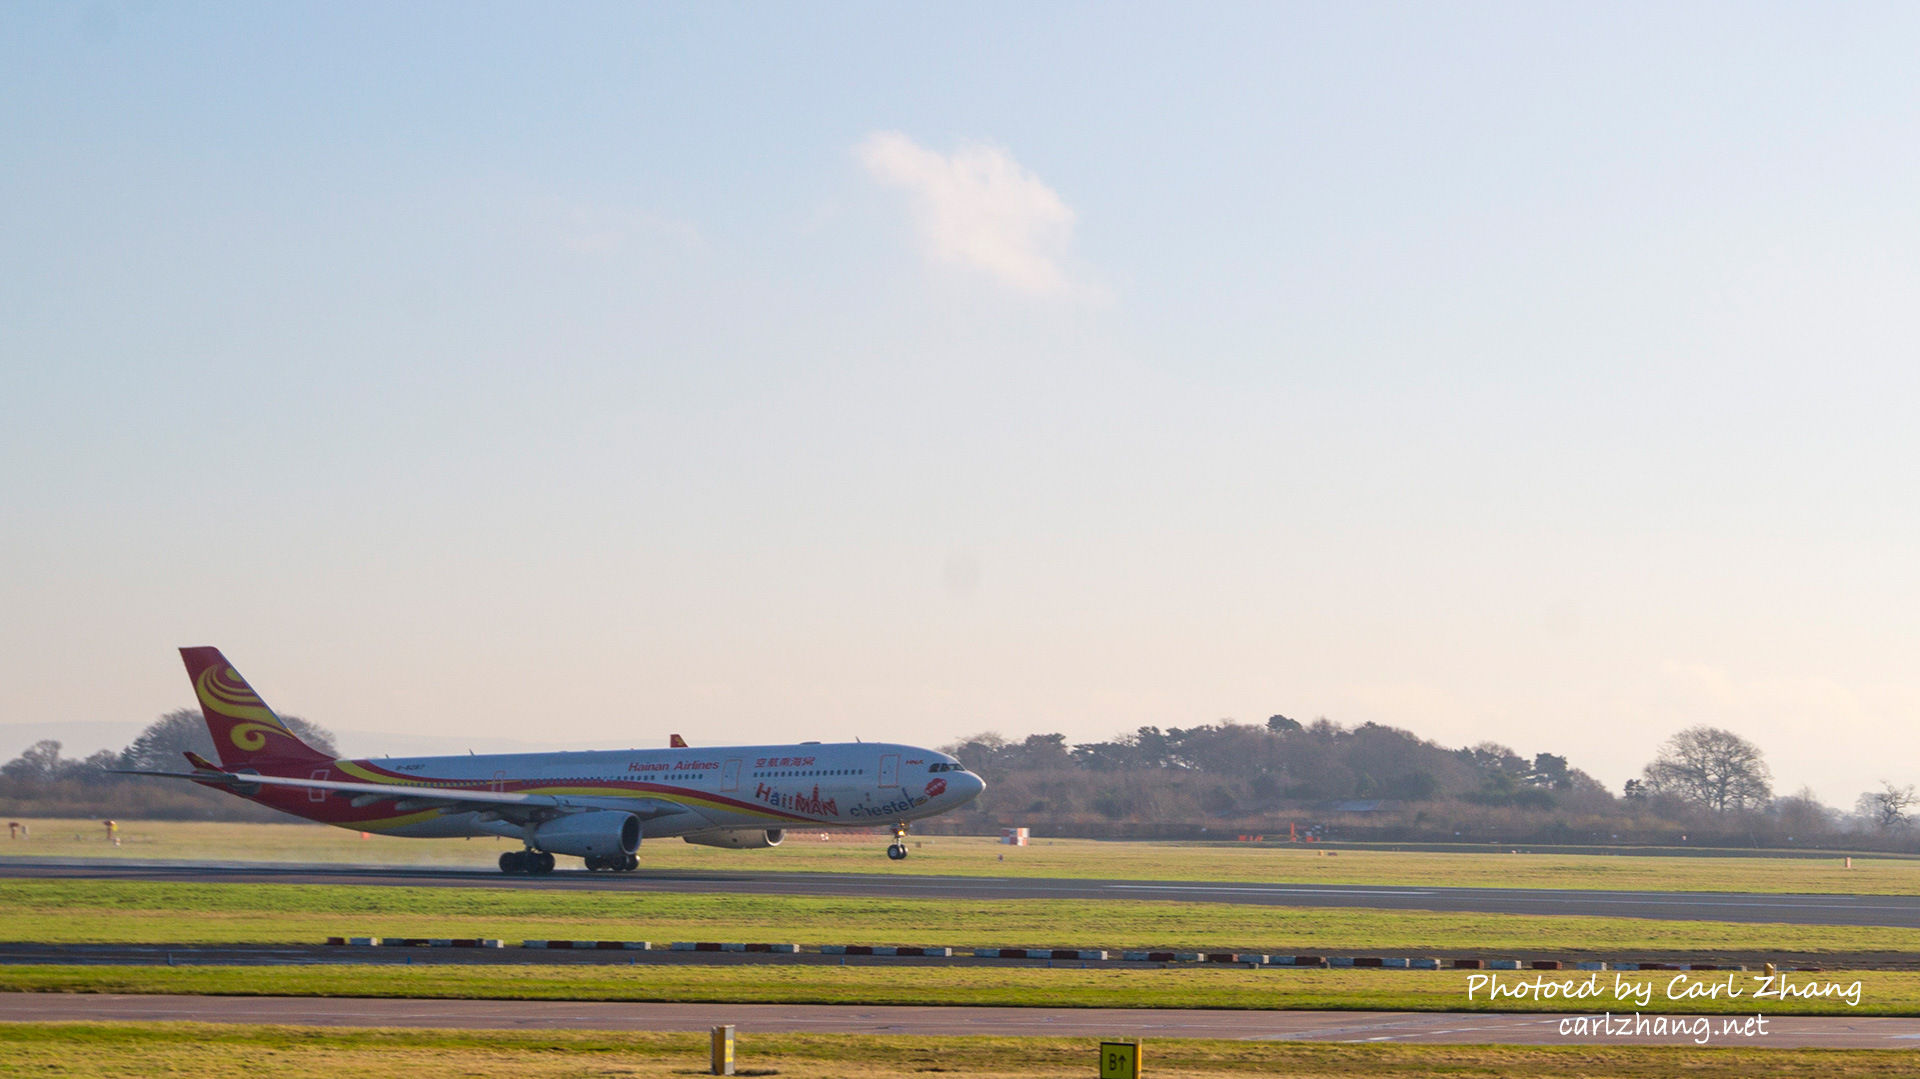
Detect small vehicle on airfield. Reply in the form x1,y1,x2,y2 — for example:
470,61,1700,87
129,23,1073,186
122,647,985,874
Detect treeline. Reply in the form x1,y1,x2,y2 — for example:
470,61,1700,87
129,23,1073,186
952,717,1613,805
0,710,337,821
6,707,1914,852
923,717,1918,851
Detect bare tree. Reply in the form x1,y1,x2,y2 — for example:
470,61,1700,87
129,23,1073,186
1774,786,1837,837
1640,726,1772,812
1857,781,1917,829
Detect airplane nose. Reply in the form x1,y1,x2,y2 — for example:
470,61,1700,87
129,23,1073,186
956,770,985,803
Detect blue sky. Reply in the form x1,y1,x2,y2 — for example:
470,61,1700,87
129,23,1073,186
4,3,1918,803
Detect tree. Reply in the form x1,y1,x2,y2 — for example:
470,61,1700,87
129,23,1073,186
120,708,338,772
1130,726,1183,769
0,740,64,782
941,732,1011,777
1068,738,1135,772
1266,714,1302,734
1457,742,1528,779
1640,726,1772,812
64,749,123,781
1857,781,1917,829
1773,786,1835,837
1006,733,1072,771
1391,769,1439,800
119,710,213,772
1528,753,1570,790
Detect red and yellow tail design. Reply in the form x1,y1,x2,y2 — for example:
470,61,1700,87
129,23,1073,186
179,647,331,769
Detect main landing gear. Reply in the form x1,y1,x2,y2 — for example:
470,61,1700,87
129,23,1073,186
887,821,909,861
500,850,555,875
499,850,636,873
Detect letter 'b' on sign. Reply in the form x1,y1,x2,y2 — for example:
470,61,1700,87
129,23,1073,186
1100,1040,1141,1079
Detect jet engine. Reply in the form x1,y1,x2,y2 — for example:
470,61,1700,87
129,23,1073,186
682,828,785,849
529,811,641,857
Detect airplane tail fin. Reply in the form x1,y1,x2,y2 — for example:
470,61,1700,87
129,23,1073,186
178,647,332,769
670,734,688,748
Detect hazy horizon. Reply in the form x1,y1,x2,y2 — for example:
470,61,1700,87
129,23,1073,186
4,4,1918,809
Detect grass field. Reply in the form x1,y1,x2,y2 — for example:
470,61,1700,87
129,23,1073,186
3,1023,1912,1079
2,880,1914,961
0,963,1898,1016
4,819,1917,895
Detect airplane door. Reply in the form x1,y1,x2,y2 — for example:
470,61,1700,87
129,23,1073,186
309,768,329,802
879,753,899,788
721,758,742,792
492,770,507,793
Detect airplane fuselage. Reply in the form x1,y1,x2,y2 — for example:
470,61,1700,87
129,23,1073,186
250,741,981,842
134,649,985,871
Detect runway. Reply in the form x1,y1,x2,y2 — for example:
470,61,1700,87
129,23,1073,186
6,857,1920,927
0,993,1911,1048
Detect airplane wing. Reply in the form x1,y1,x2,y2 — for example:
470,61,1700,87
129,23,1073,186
111,769,691,820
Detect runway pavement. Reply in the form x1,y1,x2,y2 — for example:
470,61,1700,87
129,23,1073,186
0,993,1913,1048
5,857,1920,927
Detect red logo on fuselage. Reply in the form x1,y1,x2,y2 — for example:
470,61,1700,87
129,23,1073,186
925,778,947,797
755,782,839,818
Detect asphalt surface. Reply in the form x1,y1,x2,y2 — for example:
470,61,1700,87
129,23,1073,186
0,994,1912,1048
6,857,1920,927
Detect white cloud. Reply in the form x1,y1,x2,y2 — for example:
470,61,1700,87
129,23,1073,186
857,131,1090,297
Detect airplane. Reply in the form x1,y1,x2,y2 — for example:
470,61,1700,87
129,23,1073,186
119,647,986,874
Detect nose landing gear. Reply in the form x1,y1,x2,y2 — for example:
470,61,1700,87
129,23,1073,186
886,821,909,860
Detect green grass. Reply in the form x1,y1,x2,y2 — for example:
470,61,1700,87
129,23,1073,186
1,880,1914,959
0,964,1900,1016
1,1023,1912,1079
7,818,1919,894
